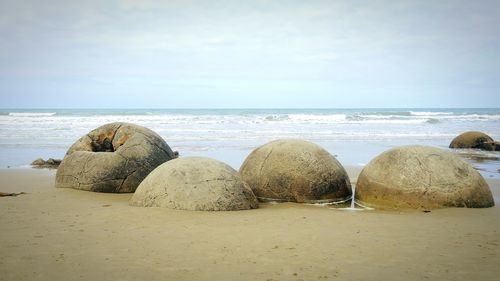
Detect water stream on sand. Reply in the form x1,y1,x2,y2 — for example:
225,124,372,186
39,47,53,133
350,184,356,209
335,184,372,211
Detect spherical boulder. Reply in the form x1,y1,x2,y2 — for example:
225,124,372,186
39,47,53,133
239,139,351,203
56,122,177,193
449,131,496,151
356,145,494,209
130,157,258,211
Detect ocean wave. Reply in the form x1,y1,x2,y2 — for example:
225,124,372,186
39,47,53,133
1,112,499,127
8,112,57,117
264,114,350,123
264,114,290,121
351,119,428,124
348,114,412,120
357,111,412,116
1,109,498,162
457,114,500,119
409,111,453,116
432,114,500,121
288,114,347,122
260,113,439,125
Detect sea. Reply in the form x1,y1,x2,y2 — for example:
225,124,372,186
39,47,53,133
0,108,499,179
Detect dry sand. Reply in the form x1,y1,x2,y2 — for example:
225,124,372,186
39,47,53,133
0,167,499,281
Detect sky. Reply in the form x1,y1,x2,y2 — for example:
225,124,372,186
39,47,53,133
0,0,499,108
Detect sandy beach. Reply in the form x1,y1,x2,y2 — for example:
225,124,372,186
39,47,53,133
2,0,500,279
0,167,499,281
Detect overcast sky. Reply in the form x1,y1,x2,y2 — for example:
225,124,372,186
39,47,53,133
0,0,499,108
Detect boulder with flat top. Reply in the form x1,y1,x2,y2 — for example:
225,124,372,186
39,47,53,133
55,122,177,193
356,145,494,209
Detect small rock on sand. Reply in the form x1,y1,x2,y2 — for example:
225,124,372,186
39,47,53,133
31,158,62,168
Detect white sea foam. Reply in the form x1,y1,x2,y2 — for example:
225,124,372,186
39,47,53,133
2,111,499,126
287,114,347,122
1,108,499,177
0,109,499,151
8,112,56,117
264,114,289,121
409,111,453,116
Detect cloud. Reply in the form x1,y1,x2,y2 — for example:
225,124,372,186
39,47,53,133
0,0,499,107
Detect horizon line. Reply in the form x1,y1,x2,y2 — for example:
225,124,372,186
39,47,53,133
1,107,500,110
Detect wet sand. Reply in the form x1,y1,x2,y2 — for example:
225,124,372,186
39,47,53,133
0,168,499,281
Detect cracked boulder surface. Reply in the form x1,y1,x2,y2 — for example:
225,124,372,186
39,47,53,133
55,122,177,193
449,131,497,151
239,139,352,203
356,145,494,209
130,157,258,211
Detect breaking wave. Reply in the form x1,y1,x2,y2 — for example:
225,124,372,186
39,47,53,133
8,112,57,117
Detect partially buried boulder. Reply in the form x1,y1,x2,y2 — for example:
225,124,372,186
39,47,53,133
239,139,351,203
356,145,494,209
449,131,496,151
31,158,61,168
130,157,258,211
56,122,177,193
31,158,46,166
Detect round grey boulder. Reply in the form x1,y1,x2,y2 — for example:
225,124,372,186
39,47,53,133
239,139,352,203
130,157,258,211
56,122,177,193
449,131,496,151
356,145,494,209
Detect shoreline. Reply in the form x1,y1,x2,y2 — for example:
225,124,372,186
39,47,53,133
1,143,499,180
1,108,499,179
0,142,500,179
1,168,499,280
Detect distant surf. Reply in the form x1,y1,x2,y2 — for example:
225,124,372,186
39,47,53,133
7,112,57,117
0,108,498,177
